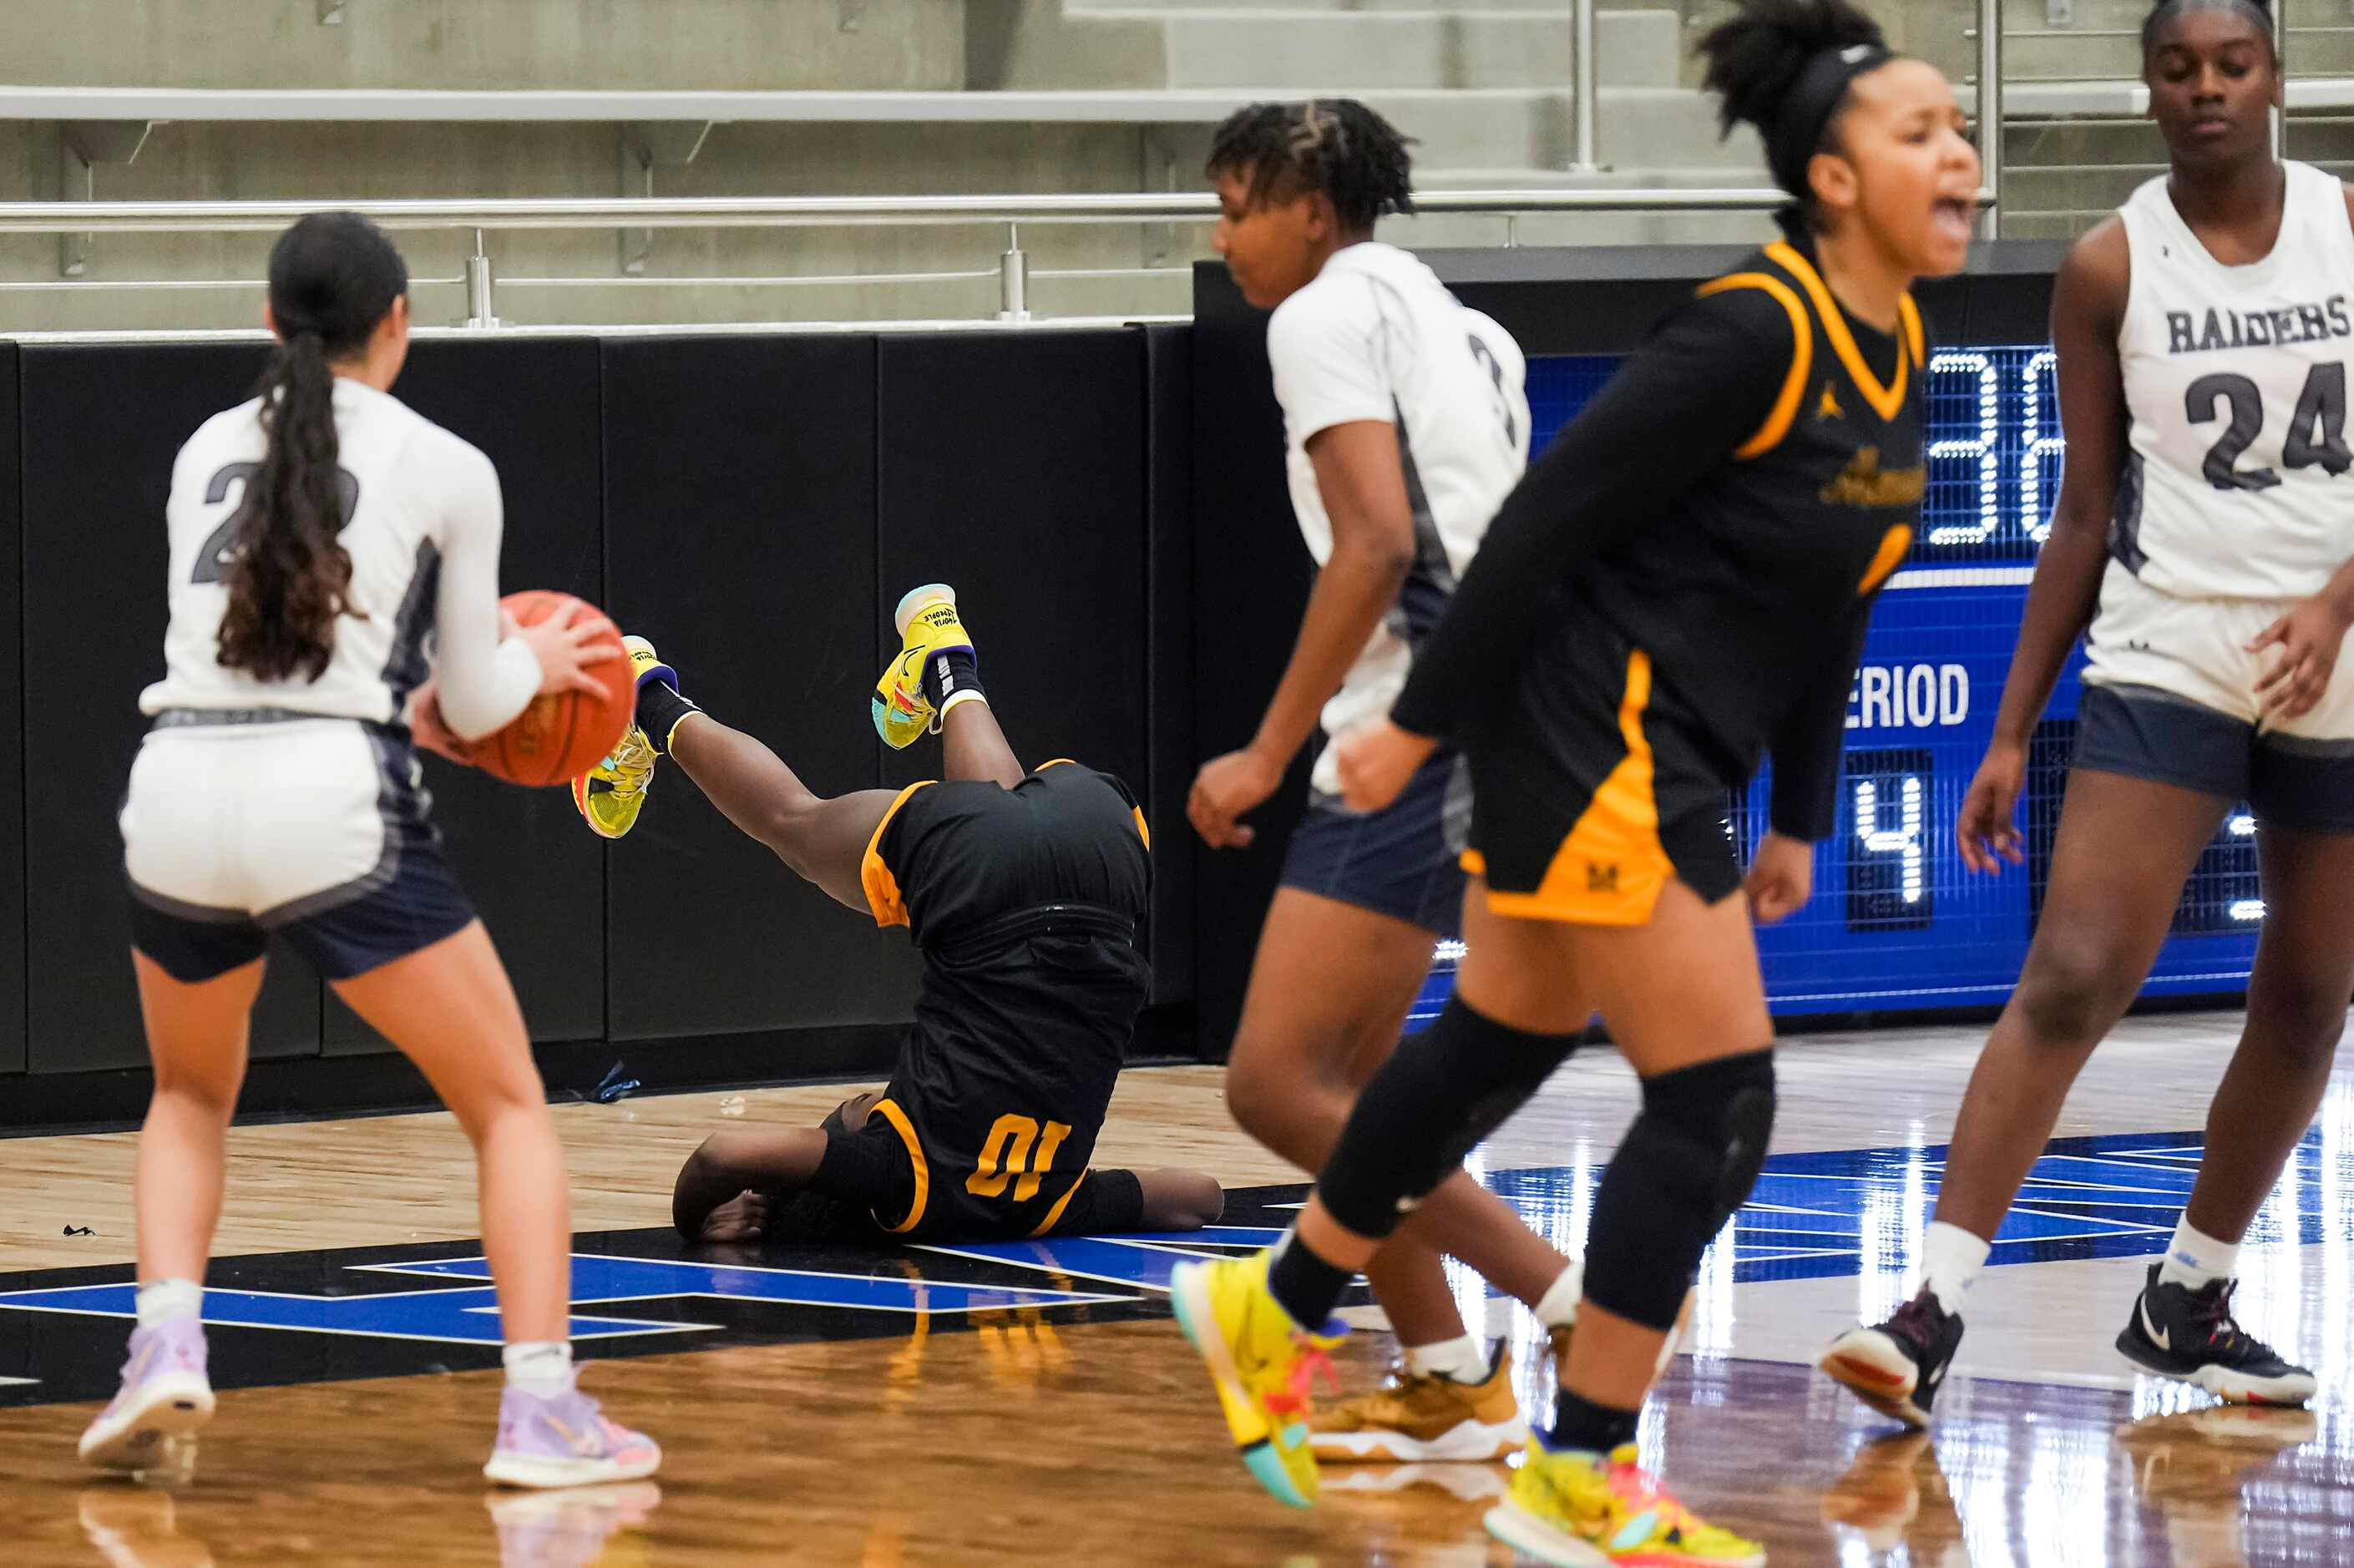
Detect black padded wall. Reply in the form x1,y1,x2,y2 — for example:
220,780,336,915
873,330,1150,793
600,335,920,1049
0,346,21,1073
322,336,609,1054
1142,324,1196,1009
21,343,321,1072
1187,281,1318,1060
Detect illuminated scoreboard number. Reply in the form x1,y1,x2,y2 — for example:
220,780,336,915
1921,347,2066,554
1844,747,1933,931
2025,720,2263,934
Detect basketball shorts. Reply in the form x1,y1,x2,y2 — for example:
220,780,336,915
120,713,477,983
1279,749,1471,936
807,1100,1146,1243
2080,562,2354,834
1465,644,1742,926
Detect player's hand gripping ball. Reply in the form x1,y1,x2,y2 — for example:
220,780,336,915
411,592,630,785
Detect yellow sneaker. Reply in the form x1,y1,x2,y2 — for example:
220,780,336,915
1310,1348,1527,1462
1485,1441,1765,1567
1167,1252,1345,1509
570,635,672,840
871,584,975,751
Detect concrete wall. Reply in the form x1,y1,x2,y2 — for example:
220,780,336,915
3,0,965,91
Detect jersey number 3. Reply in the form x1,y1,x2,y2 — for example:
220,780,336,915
190,461,362,584
965,1114,1074,1203
2185,365,2353,492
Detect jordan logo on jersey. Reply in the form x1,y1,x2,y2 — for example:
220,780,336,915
1816,383,1845,422
2166,297,2353,355
1820,448,1927,508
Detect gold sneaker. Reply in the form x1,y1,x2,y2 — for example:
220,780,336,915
871,584,975,750
1311,1348,1528,1462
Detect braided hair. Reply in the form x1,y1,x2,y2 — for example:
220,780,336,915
1205,99,1415,231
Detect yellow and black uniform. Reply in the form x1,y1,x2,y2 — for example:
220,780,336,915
1390,235,1926,924
805,760,1155,1241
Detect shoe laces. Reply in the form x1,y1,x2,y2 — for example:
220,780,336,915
605,731,656,798
1601,1449,1748,1550
1886,1288,1947,1349
1263,1341,1339,1420
2185,1279,2260,1353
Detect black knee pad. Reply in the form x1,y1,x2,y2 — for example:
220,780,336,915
1314,998,1579,1240
1582,1049,1775,1330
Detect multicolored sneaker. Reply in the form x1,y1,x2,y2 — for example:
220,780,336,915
1167,1251,1346,1509
483,1385,662,1490
571,636,675,839
871,584,975,751
1485,1440,1766,1567
78,1317,215,1470
2114,1263,2317,1405
1820,1287,1965,1428
1310,1346,1527,1462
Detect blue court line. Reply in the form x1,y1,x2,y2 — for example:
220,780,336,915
362,1253,1137,1316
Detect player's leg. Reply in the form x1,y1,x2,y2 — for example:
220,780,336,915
1822,766,2224,1424
938,684,1024,788
658,706,900,915
78,950,262,1468
332,923,658,1488
1136,1168,1227,1229
2110,822,2354,1404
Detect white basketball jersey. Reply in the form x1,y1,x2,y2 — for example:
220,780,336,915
142,379,513,726
2115,161,2354,599
1265,240,1530,793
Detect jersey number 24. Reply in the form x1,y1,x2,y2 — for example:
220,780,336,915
2187,364,2352,491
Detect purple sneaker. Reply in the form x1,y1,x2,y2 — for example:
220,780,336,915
79,1317,215,1469
483,1385,661,1490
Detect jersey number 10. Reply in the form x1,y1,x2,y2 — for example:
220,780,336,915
2186,364,2353,491
965,1114,1075,1203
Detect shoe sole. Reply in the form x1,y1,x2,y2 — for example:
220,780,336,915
1325,1463,1509,1501
1482,1499,1613,1567
1168,1262,1314,1510
2114,1334,2317,1406
1311,1414,1528,1463
483,1446,664,1490
79,1373,215,1469
1818,1336,1931,1429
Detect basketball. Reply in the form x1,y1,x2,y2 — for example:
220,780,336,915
473,589,632,787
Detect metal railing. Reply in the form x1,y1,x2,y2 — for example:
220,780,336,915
0,187,1860,329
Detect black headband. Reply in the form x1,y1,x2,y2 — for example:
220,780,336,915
1767,43,1894,200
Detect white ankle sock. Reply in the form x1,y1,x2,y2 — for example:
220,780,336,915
1534,1259,1583,1329
134,1278,202,1332
1404,1333,1489,1383
2157,1216,2240,1292
1920,1222,1992,1316
503,1340,576,1399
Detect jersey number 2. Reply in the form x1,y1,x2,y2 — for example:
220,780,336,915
965,1114,1074,1203
190,461,362,584
2185,365,2353,492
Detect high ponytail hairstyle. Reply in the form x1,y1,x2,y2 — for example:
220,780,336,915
1697,0,1894,231
215,210,408,684
1206,99,1416,231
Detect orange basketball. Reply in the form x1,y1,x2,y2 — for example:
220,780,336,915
474,590,633,787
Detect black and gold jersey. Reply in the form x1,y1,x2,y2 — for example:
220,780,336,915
853,761,1152,1237
1391,235,1926,842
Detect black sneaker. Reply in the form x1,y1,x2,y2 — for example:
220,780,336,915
1820,1288,1965,1428
2114,1262,2316,1405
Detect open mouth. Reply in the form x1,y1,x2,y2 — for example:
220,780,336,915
1931,196,1974,244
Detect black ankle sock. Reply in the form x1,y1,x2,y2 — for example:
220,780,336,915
1547,1388,1642,1454
1266,1232,1350,1331
635,680,701,756
919,648,983,710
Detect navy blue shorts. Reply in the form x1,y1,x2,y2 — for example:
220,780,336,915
1278,750,1471,937
122,716,478,984
2077,684,2354,836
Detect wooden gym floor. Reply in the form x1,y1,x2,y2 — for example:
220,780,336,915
4,1007,2351,1565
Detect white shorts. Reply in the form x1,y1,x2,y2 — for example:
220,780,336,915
121,712,474,981
2078,561,2354,832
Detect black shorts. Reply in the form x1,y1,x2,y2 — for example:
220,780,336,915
802,1100,1145,1243
1466,645,1742,924
1279,751,1470,936
2077,684,2354,836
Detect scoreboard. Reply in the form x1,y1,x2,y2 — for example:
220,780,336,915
1509,348,2260,1016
